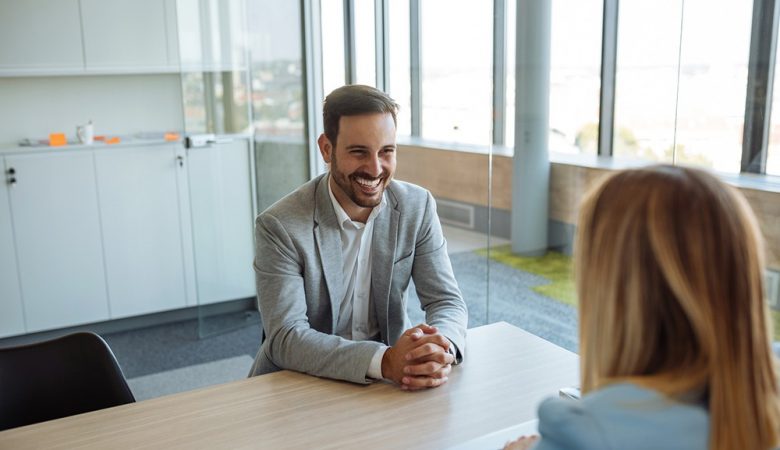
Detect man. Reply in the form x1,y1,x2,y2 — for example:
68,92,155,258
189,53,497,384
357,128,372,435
249,85,467,390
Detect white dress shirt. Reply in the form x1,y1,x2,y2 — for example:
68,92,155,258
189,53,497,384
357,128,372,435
327,181,388,380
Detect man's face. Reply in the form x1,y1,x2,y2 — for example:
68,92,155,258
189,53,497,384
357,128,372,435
318,113,397,216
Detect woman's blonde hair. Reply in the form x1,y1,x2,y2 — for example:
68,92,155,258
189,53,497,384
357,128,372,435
575,165,780,450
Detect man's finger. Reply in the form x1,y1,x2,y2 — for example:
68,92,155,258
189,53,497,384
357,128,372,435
404,334,451,356
404,361,452,376
403,327,424,339
403,360,441,376
404,341,453,361
401,374,449,389
409,323,437,340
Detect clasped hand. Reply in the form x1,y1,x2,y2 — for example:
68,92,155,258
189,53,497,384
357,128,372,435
381,323,455,391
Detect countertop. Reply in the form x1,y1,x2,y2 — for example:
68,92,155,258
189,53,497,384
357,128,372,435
0,137,183,156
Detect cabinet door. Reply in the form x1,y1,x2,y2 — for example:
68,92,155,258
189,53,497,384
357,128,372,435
95,145,189,318
6,152,109,332
0,159,24,337
187,140,255,304
80,0,171,69
0,0,84,72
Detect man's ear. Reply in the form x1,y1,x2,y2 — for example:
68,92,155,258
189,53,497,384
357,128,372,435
317,133,332,164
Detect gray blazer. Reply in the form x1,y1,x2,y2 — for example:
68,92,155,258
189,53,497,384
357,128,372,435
249,174,468,384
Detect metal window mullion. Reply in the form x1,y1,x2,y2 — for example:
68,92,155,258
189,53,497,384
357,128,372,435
597,0,618,157
375,0,390,91
344,0,356,84
303,0,326,177
492,0,507,146
742,0,780,174
410,0,422,137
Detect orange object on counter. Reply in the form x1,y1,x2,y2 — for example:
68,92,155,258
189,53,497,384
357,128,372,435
164,132,180,142
49,133,67,146
105,137,121,144
94,135,106,142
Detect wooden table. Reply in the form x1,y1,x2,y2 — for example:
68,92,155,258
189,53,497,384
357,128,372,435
0,322,578,449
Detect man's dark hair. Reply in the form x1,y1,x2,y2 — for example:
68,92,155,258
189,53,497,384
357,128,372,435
323,85,399,146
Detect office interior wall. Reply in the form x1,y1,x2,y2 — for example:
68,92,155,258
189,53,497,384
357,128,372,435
0,75,184,144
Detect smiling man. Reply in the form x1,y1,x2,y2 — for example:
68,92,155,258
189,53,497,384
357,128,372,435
248,85,468,389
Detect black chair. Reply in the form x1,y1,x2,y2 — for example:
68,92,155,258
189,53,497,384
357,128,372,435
0,331,135,431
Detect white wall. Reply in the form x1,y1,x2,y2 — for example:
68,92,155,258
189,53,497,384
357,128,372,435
0,74,184,144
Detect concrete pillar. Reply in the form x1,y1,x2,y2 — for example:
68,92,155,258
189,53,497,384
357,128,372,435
510,0,551,256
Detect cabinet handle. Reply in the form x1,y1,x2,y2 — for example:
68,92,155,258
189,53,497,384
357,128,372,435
7,167,15,175
9,177,16,186
176,155,184,167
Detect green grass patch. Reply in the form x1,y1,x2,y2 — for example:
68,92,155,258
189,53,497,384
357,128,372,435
476,245,578,307
773,310,780,341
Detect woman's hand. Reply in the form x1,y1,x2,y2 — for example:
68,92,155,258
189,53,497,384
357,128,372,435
503,434,539,450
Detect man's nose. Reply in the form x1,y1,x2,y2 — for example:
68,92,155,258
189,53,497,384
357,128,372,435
364,155,382,177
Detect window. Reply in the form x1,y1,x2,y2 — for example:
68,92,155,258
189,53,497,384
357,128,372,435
613,1,684,163
420,0,493,146
353,0,376,86
674,0,752,173
321,0,346,96
614,0,751,172
765,19,780,176
505,0,515,147
388,0,411,136
548,0,603,155
246,0,305,136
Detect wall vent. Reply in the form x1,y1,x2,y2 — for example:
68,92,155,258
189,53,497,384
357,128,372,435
768,270,780,310
436,199,475,229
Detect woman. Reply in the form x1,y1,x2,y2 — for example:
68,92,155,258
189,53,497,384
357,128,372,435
506,165,780,450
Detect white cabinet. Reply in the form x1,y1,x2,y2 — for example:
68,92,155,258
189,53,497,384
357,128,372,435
6,152,109,332
0,160,25,337
0,141,252,337
187,139,255,304
0,0,84,73
94,145,191,318
0,0,180,75
80,0,179,70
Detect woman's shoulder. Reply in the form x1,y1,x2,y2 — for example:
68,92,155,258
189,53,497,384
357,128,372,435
534,383,709,450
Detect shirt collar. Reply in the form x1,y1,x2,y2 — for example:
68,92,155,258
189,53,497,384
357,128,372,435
327,174,386,229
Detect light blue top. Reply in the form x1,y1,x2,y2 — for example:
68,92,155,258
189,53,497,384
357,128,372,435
532,382,710,450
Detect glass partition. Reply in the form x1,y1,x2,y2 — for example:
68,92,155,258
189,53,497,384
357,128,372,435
246,0,309,213
381,0,493,332
175,0,259,338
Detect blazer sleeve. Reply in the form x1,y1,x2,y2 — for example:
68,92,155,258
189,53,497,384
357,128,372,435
531,398,610,450
255,213,383,384
410,191,469,362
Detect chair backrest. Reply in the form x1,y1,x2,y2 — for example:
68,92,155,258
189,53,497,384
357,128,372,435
0,331,135,431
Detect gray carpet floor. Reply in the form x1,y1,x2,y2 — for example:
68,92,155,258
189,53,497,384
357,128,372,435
103,250,578,396
409,251,578,352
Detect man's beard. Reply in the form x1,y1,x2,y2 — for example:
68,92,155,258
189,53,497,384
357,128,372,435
331,158,389,208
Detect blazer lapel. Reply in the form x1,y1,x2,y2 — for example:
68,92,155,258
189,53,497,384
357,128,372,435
371,190,399,343
313,175,344,333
